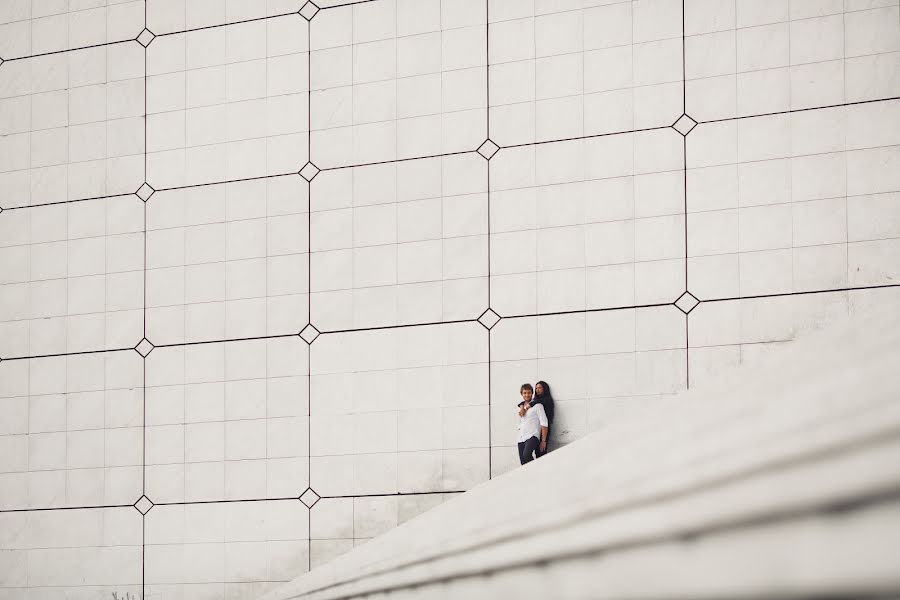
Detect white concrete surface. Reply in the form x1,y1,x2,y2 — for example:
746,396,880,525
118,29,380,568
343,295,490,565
263,302,900,600
0,0,898,597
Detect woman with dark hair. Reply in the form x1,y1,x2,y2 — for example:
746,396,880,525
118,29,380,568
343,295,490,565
531,381,554,457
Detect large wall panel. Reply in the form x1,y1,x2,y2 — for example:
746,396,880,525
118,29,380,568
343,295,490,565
1,0,898,597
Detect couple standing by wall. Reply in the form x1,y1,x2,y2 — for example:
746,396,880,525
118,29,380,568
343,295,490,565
516,381,555,465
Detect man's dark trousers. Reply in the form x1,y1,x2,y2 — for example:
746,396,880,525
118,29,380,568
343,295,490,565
518,436,540,465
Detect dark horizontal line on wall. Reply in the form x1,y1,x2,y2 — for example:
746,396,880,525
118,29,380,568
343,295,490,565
154,332,300,349
686,194,900,217
156,11,301,38
4,285,898,362
154,496,300,507
700,283,900,305
4,99,894,216
154,170,300,193
319,490,467,499
0,491,467,515
0,503,133,514
698,96,900,125
1,193,137,212
684,338,831,352
320,150,477,172
1,3,141,27
685,143,900,172
503,302,675,321
321,318,477,335
4,38,136,62
0,346,134,362
321,0,382,10
500,125,675,150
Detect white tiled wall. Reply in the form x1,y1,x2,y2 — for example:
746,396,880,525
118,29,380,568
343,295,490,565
310,153,488,330
490,128,685,316
0,0,145,59
0,195,145,357
0,506,142,596
489,0,684,146
147,0,303,36
687,100,900,300
310,0,487,168
684,0,900,120
0,0,898,597
309,323,489,496
146,15,310,189
688,285,900,385
144,337,309,504
490,306,686,474
0,42,145,208
144,500,309,599
0,350,143,510
309,492,450,569
146,176,309,345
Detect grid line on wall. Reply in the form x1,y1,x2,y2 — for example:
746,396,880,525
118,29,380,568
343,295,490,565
0,0,899,595
0,95,896,213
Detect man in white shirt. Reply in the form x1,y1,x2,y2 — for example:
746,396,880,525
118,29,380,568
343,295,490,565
516,383,549,465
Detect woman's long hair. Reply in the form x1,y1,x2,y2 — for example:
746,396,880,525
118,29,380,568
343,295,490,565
533,380,555,424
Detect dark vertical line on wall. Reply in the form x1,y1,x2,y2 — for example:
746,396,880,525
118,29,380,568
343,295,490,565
307,19,312,164
144,46,148,181
142,360,147,495
485,0,491,309
141,101,147,573
485,0,490,138
307,348,312,469
141,6,150,576
486,141,492,477
141,358,148,600
307,191,312,325
487,168,491,307
487,327,492,478
681,0,690,392
306,18,314,575
307,501,312,573
683,135,688,290
143,202,147,337
307,20,313,327
685,312,690,390
307,346,312,574
680,0,689,292
681,0,686,113
141,514,146,600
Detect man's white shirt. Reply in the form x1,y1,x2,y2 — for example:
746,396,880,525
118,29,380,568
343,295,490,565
517,402,549,443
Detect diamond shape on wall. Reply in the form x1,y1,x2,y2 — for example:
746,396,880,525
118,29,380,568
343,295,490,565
136,182,156,202
135,338,155,357
299,488,320,508
299,161,320,182
300,324,320,345
136,28,156,48
675,292,700,314
478,308,501,330
134,495,154,515
672,114,698,136
477,139,499,160
299,1,320,21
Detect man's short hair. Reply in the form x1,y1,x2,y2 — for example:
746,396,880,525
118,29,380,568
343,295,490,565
520,383,534,393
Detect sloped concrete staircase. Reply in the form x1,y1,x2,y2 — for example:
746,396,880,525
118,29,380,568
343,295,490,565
262,303,900,600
